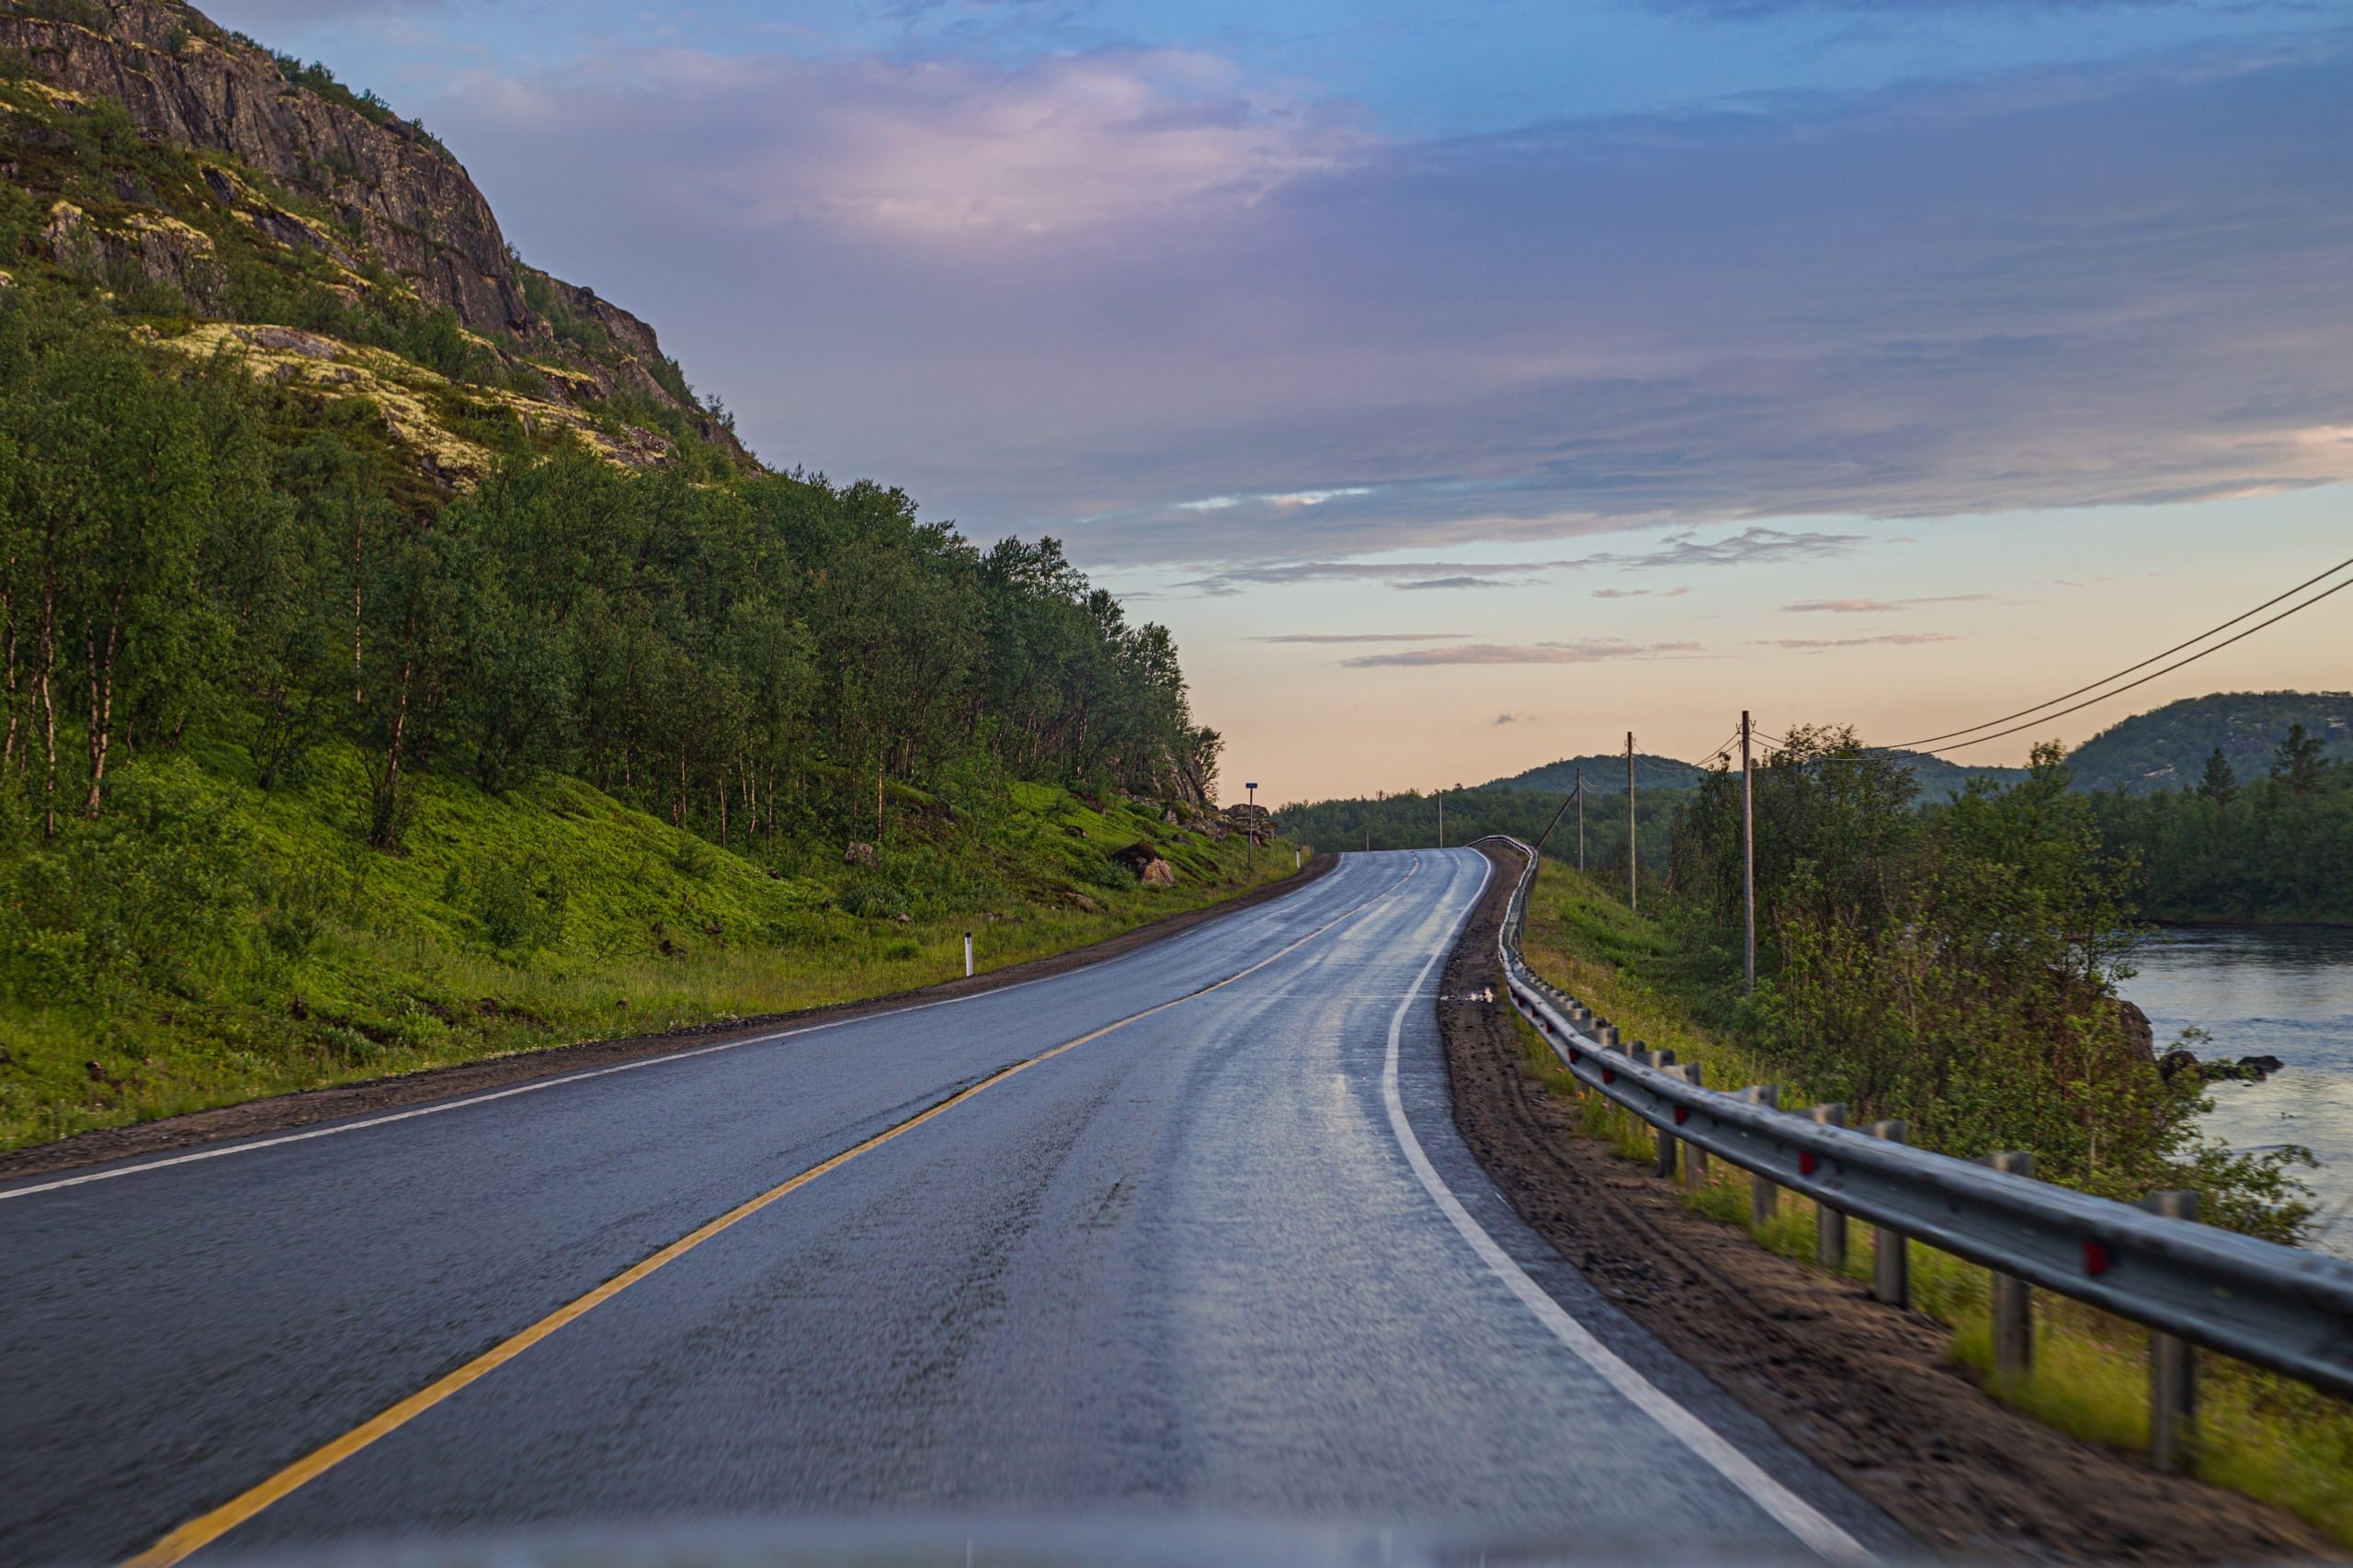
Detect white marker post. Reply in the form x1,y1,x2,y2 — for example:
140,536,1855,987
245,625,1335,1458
963,932,973,978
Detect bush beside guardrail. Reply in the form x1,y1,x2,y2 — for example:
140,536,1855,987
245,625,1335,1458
1490,835,2353,1465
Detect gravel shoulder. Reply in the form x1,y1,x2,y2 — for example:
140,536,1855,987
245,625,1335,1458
1439,840,2336,1564
0,854,1336,1183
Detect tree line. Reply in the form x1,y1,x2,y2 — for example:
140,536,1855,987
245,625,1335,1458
0,289,1222,856
1274,782,1683,873
1666,729,2310,1239
2082,726,2353,924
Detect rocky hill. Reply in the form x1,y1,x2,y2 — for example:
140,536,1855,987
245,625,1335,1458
2064,691,2353,795
0,0,749,477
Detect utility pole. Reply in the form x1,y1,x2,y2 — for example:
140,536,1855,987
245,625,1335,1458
1437,786,1444,849
1626,732,1638,911
1246,780,1258,875
1576,769,1585,870
1741,710,1756,994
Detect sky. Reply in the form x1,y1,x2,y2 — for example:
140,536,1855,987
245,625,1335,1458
206,0,2353,804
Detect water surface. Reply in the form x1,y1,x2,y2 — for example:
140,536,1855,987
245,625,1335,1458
2121,925,2353,1256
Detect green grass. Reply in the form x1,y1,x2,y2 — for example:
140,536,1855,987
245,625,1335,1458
0,745,1296,1151
1515,854,2353,1544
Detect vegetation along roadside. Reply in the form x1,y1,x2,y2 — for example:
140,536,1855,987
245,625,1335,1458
0,21,1278,1153
1500,766,2353,1545
1443,840,2337,1562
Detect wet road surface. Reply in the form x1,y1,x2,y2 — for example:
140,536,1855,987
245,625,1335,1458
1,850,1900,1563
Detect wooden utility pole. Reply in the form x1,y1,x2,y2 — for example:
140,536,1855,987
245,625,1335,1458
1437,786,1444,849
1626,732,1638,910
1576,768,1585,870
1742,710,1756,994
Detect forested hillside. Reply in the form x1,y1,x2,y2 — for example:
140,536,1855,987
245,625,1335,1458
1483,752,1706,795
1482,747,2023,801
0,1,1268,1149
2066,692,2353,796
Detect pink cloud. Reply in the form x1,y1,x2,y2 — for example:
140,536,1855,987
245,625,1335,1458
453,45,1366,243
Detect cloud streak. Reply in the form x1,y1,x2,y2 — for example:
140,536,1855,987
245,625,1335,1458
1566,528,1868,571
1252,631,1468,642
1343,639,1704,666
1757,632,1962,649
1171,528,1867,595
1781,593,1994,613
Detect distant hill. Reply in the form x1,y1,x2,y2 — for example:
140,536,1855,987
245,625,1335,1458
2064,692,2353,795
1483,748,2023,801
1890,751,2029,800
1485,753,1705,795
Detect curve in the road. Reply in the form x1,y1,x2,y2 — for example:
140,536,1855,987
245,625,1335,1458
1,850,1899,1566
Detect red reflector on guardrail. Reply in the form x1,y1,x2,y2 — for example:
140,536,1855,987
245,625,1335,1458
1673,1106,1688,1126
1602,1068,1616,1085
2086,1241,2112,1277
1799,1152,1817,1176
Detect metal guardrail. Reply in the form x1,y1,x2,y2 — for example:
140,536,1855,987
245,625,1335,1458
1484,835,2353,1408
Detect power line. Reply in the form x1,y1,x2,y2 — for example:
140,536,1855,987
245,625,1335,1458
1917,573,2353,754
1882,551,2353,751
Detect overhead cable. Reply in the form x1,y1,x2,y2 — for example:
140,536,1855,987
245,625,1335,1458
1882,552,2353,750
1917,574,2353,754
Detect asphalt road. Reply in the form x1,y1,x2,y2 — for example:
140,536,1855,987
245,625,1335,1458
1,849,1902,1565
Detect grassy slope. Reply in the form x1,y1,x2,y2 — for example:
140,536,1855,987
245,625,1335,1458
1515,854,2353,1544
0,747,1298,1150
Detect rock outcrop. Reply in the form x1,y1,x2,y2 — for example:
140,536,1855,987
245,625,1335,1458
1110,840,1178,888
0,0,751,464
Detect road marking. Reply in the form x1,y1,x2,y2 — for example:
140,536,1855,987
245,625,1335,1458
120,858,1421,1567
3,861,1383,1205
1379,851,1872,1564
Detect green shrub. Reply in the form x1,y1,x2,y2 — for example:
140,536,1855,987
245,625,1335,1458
474,857,567,952
0,765,254,1002
1086,857,1137,892
0,178,34,259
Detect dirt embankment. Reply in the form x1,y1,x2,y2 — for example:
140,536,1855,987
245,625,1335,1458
0,854,1337,1183
1438,841,2336,1564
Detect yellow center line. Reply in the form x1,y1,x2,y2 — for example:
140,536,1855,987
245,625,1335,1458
123,855,1423,1567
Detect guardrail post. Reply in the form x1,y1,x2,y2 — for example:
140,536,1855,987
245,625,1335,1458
1653,1050,1679,1176
1741,1085,1780,1225
1596,1024,1619,1049
1682,1063,1709,1189
1986,1151,2034,1382
1809,1104,1847,1268
2143,1190,2200,1474
1869,1119,1910,1309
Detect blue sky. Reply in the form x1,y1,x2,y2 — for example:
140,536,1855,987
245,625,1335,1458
209,0,2353,800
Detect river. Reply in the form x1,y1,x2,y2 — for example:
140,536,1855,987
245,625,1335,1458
2120,924,2353,1257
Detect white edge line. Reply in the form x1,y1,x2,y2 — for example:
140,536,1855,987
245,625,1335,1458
1379,848,1874,1564
3,858,1384,1204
